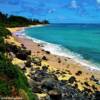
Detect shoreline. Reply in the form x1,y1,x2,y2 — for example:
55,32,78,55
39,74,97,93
6,26,100,92
24,33,100,71
8,27,100,74
8,26,100,71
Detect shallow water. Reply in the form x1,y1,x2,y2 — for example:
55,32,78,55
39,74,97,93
24,24,100,69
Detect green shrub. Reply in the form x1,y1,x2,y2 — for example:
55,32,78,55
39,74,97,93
0,27,11,37
0,59,18,79
0,80,11,96
0,24,36,100
15,68,36,100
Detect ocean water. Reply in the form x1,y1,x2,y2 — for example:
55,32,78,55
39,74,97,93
24,24,100,70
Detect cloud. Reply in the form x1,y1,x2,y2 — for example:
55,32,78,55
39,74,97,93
70,0,79,9
48,9,56,13
97,0,100,4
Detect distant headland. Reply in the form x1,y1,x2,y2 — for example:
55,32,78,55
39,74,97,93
0,12,49,27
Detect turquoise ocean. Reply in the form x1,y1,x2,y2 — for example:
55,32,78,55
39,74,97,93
22,24,100,70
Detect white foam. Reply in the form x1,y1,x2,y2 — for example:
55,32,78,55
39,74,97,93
15,30,100,71
42,42,100,71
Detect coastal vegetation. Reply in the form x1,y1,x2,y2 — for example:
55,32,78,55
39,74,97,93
0,27,36,99
0,12,49,27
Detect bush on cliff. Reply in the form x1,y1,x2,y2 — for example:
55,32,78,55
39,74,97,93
0,27,36,99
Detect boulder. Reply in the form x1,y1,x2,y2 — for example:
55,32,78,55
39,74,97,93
25,50,31,55
32,57,41,66
45,51,50,54
42,66,48,72
16,52,28,60
68,76,76,84
21,44,26,49
90,75,98,82
75,71,82,76
31,70,49,82
20,64,26,71
84,82,90,87
96,80,100,85
25,60,32,67
94,91,100,100
42,56,48,60
48,89,62,100
41,78,57,91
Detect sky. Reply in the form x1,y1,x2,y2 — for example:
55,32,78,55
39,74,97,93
0,0,100,23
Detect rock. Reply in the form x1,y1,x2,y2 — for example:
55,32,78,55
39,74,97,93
16,52,28,60
94,91,100,100
29,80,42,93
59,80,67,86
90,75,98,82
50,74,58,81
25,60,32,67
32,86,42,93
58,60,61,63
68,76,76,84
74,84,78,89
92,85,97,91
84,82,90,87
21,44,26,49
26,50,31,55
7,44,19,53
31,69,50,82
20,64,26,71
42,66,48,72
32,57,41,66
75,71,82,76
9,52,15,58
45,51,50,54
37,93,49,100
83,87,92,93
96,80,100,85
58,58,61,63
48,89,62,100
55,70,60,74
42,56,48,60
41,78,57,91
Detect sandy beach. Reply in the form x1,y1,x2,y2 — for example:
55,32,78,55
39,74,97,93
7,27,100,92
